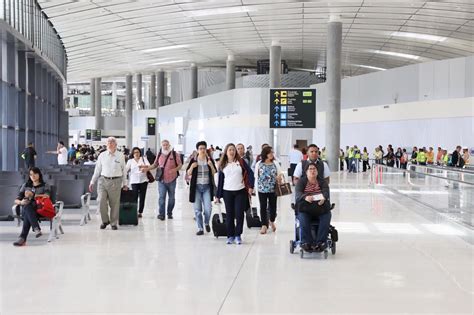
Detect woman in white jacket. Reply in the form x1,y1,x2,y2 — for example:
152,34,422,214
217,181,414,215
254,146,283,234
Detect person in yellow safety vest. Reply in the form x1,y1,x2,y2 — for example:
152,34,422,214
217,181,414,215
354,145,361,172
348,147,356,173
442,150,449,166
321,147,327,161
417,148,427,165
362,147,370,172
426,147,434,164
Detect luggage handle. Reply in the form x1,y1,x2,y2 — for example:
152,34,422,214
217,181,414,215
213,200,224,222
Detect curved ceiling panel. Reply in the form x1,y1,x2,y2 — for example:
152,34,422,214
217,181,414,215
38,0,474,81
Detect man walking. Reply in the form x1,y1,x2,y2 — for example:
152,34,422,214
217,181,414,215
22,143,37,169
288,144,303,184
89,137,128,230
143,140,182,220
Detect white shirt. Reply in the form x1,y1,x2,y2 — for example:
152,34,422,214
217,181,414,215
58,147,68,165
289,149,303,164
213,150,222,160
222,162,245,191
90,150,127,186
126,157,150,185
293,159,331,179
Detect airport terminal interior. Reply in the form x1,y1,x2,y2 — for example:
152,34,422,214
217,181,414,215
0,1,473,314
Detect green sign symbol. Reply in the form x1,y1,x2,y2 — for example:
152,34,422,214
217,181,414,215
303,91,312,97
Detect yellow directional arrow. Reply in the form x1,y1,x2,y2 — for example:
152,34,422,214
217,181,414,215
274,99,280,104
274,91,280,97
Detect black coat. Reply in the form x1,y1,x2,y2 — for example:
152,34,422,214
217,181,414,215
186,156,216,203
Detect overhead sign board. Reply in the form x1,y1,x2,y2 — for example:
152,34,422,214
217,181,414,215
85,129,102,141
269,89,316,129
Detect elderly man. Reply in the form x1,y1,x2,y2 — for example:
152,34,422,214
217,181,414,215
142,139,182,220
89,137,128,230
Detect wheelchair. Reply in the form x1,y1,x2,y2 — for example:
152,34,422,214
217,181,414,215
289,203,338,259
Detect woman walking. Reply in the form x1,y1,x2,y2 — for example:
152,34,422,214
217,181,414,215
215,143,254,245
126,147,150,218
254,146,283,234
186,141,217,235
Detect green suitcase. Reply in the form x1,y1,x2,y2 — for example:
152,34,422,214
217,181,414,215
119,190,138,226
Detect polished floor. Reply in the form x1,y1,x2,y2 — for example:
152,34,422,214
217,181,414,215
1,171,473,315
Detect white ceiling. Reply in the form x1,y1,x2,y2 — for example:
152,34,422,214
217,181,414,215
38,0,474,81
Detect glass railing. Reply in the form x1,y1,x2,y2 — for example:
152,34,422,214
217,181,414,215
370,164,474,229
0,0,67,76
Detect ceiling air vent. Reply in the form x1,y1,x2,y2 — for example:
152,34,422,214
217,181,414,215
383,105,390,109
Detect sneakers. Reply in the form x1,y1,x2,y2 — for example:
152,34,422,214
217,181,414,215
34,228,42,238
196,230,204,236
138,213,143,218
111,225,118,230
235,236,242,245
167,214,173,220
205,225,211,233
100,222,109,229
226,237,234,244
13,238,26,247
157,215,165,221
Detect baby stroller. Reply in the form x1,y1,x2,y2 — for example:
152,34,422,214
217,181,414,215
289,203,338,259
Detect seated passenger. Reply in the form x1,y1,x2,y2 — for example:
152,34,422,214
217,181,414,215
295,162,332,252
13,167,50,247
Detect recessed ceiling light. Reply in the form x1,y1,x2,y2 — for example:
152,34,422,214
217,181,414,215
185,6,254,18
391,32,447,42
151,60,188,66
373,50,420,60
353,64,386,71
142,45,188,53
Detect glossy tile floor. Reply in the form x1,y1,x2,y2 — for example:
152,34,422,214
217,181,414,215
1,172,473,315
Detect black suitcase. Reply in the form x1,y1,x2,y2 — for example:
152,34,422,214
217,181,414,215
212,202,227,238
119,189,138,226
246,206,262,228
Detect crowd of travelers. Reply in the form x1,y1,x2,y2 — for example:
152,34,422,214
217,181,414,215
11,138,470,248
329,144,471,172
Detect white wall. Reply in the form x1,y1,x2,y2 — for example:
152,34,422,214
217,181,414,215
313,56,474,111
313,97,474,152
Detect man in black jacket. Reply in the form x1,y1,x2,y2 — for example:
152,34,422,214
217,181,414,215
451,146,462,167
22,143,37,169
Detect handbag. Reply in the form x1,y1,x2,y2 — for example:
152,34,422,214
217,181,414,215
35,196,55,219
275,179,292,197
142,157,155,183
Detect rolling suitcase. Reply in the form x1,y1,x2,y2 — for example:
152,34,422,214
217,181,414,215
212,202,227,238
119,189,138,226
245,197,262,228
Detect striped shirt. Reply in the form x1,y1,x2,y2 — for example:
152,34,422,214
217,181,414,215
196,158,210,185
304,181,321,195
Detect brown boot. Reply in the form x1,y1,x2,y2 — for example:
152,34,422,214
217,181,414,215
270,221,277,232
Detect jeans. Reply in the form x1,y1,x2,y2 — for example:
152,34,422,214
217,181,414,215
298,210,332,245
158,179,177,216
194,184,212,230
222,189,247,238
258,192,277,227
349,158,357,173
20,202,40,240
132,182,148,214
